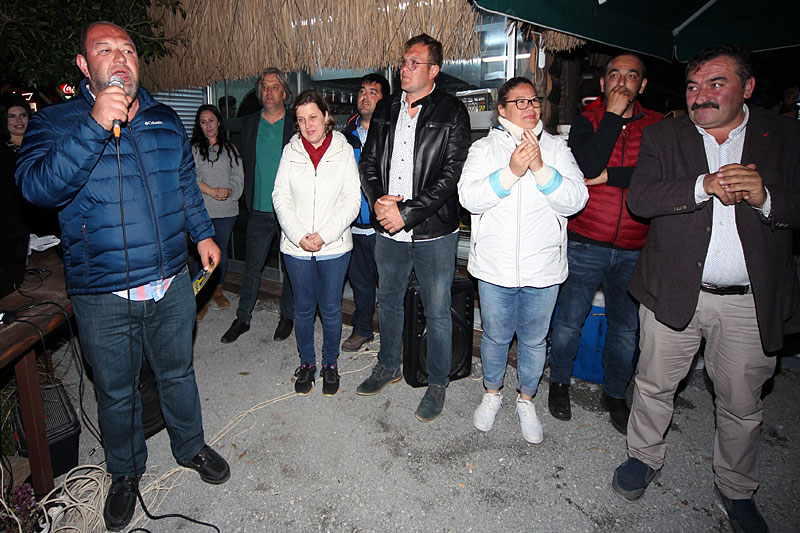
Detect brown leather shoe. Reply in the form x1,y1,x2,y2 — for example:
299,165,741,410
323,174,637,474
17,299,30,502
211,286,230,309
196,301,209,322
342,332,374,352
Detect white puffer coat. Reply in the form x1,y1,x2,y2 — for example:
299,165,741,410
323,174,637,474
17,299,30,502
458,127,588,288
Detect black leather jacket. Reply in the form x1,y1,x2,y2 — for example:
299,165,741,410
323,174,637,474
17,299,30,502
360,88,470,239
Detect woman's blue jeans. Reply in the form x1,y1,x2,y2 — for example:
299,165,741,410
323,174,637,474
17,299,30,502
71,268,205,479
478,280,559,397
284,253,350,366
211,215,237,284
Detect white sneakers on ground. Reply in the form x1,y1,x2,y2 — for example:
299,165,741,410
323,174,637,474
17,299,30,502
516,395,544,444
473,392,503,432
473,392,544,443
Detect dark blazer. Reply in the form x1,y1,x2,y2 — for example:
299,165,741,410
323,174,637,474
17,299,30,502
359,88,471,239
240,108,296,213
627,112,800,352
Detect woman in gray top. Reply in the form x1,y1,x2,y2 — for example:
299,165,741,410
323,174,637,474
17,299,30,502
191,104,244,318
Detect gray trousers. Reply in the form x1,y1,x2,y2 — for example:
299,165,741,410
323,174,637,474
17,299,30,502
627,292,776,499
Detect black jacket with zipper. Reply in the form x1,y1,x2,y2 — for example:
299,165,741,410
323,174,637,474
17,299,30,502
359,87,471,239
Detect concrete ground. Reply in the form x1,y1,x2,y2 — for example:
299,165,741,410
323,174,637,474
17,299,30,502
50,291,800,532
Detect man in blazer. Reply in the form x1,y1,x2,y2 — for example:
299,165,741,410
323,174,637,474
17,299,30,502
612,45,800,533
221,68,295,344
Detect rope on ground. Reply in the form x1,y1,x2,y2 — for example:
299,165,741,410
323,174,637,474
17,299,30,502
20,326,382,532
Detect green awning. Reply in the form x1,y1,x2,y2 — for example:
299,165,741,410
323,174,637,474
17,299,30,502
474,0,800,62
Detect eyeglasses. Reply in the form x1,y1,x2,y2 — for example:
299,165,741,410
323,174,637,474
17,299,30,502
398,58,435,71
508,97,544,110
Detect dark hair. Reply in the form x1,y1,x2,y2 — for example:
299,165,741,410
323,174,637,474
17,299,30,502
79,21,128,57
293,90,336,137
217,95,237,117
686,45,754,87
0,93,32,141
190,105,240,167
404,34,443,67
360,73,390,100
604,53,646,78
256,68,292,107
497,77,536,108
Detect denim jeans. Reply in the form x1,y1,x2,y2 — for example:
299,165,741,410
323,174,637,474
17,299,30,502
374,232,458,386
191,216,238,291
348,233,377,337
478,280,558,397
211,215,237,284
71,268,204,479
549,241,640,398
284,253,350,366
236,210,293,324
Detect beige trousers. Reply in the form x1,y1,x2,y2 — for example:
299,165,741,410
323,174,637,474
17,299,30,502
627,292,776,499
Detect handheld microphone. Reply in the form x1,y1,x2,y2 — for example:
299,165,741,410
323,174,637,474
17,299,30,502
108,75,124,139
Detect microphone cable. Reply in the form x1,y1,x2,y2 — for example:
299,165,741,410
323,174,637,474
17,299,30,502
113,127,219,533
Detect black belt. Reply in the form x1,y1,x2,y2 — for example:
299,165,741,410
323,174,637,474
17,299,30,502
700,283,750,295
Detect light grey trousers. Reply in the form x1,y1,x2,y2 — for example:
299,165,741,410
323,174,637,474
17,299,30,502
627,292,776,499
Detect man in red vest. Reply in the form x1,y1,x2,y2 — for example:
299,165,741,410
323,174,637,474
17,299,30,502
548,54,662,434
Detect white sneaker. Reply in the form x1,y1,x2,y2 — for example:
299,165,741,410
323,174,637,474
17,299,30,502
516,395,543,443
473,392,503,432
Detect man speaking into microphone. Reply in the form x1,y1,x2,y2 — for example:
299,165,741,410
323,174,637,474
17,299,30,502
16,21,229,531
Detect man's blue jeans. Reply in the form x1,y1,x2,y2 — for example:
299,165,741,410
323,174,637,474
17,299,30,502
374,232,458,387
479,281,559,397
348,233,377,338
71,268,204,479
236,210,293,324
549,241,640,398
284,253,350,366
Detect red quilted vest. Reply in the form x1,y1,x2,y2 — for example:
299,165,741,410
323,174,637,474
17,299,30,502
568,100,662,250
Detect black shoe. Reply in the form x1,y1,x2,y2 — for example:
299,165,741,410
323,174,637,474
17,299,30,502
612,457,660,502
294,364,316,395
601,391,630,435
103,476,139,531
178,444,230,484
274,316,294,341
356,363,402,396
717,489,770,533
321,363,340,396
415,384,446,422
221,319,249,343
548,382,572,421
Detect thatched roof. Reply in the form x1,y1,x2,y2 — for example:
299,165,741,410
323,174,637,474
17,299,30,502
144,0,481,91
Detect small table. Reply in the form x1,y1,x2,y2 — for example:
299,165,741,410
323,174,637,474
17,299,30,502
0,249,72,495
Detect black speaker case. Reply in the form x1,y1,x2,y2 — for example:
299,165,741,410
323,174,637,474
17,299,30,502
402,274,474,388
12,382,80,479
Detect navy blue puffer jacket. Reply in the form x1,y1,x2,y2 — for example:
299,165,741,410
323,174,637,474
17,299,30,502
16,80,213,295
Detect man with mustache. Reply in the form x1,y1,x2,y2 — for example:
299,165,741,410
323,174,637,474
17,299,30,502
15,21,230,531
611,45,800,533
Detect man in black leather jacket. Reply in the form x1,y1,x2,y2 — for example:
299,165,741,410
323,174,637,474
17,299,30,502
356,34,470,423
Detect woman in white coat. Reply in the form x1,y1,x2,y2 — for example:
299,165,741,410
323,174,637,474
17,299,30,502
458,77,588,443
273,90,361,397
